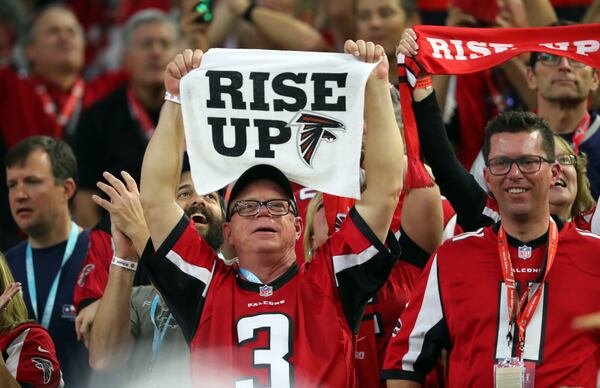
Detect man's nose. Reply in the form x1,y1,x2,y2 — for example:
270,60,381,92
557,56,574,70
506,161,523,178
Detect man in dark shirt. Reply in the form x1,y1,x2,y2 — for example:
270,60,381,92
5,136,91,387
70,9,178,228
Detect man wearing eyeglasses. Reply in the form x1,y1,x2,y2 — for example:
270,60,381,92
383,111,600,387
130,41,404,387
526,44,600,198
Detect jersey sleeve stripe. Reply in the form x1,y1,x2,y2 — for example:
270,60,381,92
442,214,458,242
576,229,600,239
5,328,28,378
166,250,213,286
402,255,444,371
451,228,484,242
332,245,380,275
482,206,500,222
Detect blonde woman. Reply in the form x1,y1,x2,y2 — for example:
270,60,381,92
0,254,63,387
303,192,325,262
552,136,596,221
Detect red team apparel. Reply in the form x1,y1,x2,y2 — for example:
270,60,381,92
382,220,600,386
0,67,127,149
73,220,112,311
355,198,458,387
0,323,63,387
143,208,398,387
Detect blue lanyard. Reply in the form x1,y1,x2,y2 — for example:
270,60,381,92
239,268,262,284
25,221,78,328
150,294,173,360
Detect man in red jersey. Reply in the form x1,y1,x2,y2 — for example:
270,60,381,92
0,4,127,150
383,111,600,387
129,40,404,386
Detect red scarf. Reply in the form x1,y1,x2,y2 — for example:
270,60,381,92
398,24,600,188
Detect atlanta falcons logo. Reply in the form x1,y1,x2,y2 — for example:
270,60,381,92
289,112,345,167
32,357,54,384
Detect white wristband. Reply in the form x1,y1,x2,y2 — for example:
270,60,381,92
164,91,181,105
111,256,138,272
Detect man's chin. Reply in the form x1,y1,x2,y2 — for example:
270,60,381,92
193,223,208,235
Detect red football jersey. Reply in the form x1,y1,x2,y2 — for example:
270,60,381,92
73,220,113,311
0,323,63,387
143,209,398,387
355,197,457,388
382,221,600,386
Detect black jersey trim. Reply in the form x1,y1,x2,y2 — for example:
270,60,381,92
349,207,400,257
398,227,430,268
380,369,424,383
236,262,299,292
77,298,97,311
491,216,564,248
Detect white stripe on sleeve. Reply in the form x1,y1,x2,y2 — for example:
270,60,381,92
402,255,444,371
5,328,29,378
332,245,379,276
166,250,213,286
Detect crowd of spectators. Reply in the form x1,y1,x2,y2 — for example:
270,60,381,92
1,0,599,386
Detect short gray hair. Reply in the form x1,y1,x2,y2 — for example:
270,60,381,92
122,9,177,47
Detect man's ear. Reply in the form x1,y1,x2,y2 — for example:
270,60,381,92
222,222,234,245
590,68,599,93
294,216,303,241
483,167,493,193
525,66,538,92
62,178,77,202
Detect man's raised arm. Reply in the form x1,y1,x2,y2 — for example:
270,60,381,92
140,49,203,249
350,40,404,243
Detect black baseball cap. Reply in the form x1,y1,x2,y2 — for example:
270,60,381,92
226,164,297,220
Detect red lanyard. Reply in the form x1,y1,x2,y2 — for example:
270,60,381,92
126,87,155,140
497,219,558,357
571,111,591,154
35,78,85,137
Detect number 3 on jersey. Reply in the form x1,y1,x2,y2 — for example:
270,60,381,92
236,313,294,388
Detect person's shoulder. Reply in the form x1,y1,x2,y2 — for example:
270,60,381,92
443,226,489,247
84,85,128,115
581,112,600,145
77,229,91,245
2,322,49,347
434,226,492,262
4,240,27,262
559,223,600,273
563,221,600,243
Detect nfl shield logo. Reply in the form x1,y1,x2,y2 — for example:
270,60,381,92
518,245,532,259
259,284,273,297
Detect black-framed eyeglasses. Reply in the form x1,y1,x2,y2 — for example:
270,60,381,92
486,155,554,176
229,199,296,219
537,53,586,68
556,154,577,166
